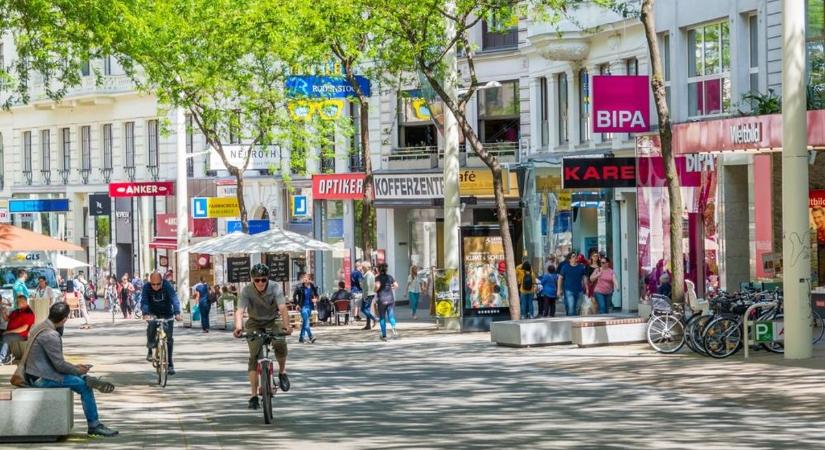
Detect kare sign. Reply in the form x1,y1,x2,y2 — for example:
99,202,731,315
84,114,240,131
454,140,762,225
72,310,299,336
562,157,637,189
592,76,650,133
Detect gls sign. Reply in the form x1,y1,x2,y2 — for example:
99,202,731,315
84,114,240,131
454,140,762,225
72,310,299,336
592,75,651,133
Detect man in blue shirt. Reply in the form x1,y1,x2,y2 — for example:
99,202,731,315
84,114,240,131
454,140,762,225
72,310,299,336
193,277,211,333
141,272,181,375
292,273,318,343
350,261,364,321
12,269,29,309
557,252,587,316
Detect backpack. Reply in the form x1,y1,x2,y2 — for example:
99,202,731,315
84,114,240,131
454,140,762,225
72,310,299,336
522,272,533,291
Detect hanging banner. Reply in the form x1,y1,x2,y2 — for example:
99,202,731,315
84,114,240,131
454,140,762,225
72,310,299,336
89,194,111,216
592,75,650,133
285,75,372,98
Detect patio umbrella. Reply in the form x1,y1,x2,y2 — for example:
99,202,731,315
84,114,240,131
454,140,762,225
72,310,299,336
177,231,249,255
0,224,83,252
53,254,90,269
206,227,333,255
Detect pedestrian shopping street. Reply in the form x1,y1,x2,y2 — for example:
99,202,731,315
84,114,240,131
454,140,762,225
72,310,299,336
3,310,824,450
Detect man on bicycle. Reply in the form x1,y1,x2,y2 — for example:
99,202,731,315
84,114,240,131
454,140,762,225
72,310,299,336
233,264,292,410
141,272,181,375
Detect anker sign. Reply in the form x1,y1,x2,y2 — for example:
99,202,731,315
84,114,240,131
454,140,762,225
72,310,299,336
562,157,637,189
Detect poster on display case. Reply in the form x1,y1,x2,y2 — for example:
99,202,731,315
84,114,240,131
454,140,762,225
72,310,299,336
461,226,510,317
809,190,825,287
431,268,460,318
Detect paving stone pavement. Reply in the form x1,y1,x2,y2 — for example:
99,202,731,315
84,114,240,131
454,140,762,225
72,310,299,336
2,308,825,449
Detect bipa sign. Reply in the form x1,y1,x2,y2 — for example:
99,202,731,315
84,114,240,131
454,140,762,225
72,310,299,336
592,75,651,133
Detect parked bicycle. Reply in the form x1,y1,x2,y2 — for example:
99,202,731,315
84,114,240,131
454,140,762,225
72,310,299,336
646,294,686,353
149,317,175,387
242,330,286,424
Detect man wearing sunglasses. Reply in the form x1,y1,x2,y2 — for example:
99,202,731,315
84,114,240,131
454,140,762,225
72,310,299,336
233,264,292,410
141,272,182,375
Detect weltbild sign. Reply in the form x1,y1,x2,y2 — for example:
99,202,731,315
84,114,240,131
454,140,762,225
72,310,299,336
592,75,651,133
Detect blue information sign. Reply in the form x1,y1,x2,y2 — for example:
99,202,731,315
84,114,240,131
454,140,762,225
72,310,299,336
285,76,372,98
227,220,270,235
9,199,70,213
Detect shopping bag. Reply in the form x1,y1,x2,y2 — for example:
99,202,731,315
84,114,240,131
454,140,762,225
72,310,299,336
580,296,595,315
192,303,201,322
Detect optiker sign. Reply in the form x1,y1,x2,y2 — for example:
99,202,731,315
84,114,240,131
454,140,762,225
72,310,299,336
592,75,651,133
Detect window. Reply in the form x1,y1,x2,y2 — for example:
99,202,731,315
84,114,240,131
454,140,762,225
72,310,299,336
539,77,549,147
625,57,639,76
807,0,825,91
557,73,568,145
349,102,363,171
228,111,241,144
22,131,32,177
0,43,4,70
661,33,672,109
147,119,159,168
80,60,90,77
102,124,113,170
481,12,518,50
80,126,91,171
398,90,437,148
40,130,50,174
599,65,613,142
687,21,731,117
60,128,70,171
103,56,112,76
748,15,760,93
478,80,519,144
578,69,590,143
185,114,194,177
124,122,135,168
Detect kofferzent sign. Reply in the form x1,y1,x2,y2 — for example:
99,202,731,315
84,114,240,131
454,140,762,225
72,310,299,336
592,75,650,133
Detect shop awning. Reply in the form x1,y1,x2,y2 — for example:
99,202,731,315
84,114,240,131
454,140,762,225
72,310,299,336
149,238,177,250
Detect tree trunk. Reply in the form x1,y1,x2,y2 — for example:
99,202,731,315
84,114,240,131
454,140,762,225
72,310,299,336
641,0,685,305
359,99,374,262
234,170,248,233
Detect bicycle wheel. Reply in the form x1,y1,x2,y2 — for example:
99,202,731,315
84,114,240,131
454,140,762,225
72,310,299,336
261,363,273,424
156,340,168,388
688,315,713,356
683,315,704,355
647,314,685,354
703,317,742,359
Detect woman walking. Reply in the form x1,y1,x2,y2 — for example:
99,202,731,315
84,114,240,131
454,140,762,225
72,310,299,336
116,276,135,319
374,263,398,341
407,265,426,319
517,262,536,319
537,265,559,317
104,277,117,312
293,273,318,343
590,257,617,314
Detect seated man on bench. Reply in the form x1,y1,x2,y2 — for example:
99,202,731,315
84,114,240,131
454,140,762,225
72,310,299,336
0,294,35,364
22,302,119,437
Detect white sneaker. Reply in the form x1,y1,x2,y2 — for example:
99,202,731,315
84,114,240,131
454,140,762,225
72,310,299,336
391,327,398,338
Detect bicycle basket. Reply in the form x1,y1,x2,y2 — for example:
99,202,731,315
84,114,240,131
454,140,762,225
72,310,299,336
651,295,673,313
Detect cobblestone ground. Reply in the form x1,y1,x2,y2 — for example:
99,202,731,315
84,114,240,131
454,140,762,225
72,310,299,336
2,307,825,450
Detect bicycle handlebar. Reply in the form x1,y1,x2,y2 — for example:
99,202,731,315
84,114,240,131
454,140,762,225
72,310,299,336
147,317,176,323
241,330,288,340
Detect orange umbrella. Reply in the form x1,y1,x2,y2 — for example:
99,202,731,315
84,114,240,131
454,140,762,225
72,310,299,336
0,224,83,252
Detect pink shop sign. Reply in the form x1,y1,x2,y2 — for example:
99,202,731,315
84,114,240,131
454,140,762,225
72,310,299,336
592,75,651,133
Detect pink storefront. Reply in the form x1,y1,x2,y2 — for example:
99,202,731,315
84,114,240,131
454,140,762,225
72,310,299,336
637,110,825,297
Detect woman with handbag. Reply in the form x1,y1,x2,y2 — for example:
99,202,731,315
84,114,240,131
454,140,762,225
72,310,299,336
590,257,617,314
374,263,398,341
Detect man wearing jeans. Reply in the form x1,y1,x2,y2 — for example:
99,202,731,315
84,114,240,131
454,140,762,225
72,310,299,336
141,272,182,375
557,252,587,316
24,303,118,437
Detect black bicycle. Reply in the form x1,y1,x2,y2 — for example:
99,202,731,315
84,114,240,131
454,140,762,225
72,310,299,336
243,330,287,424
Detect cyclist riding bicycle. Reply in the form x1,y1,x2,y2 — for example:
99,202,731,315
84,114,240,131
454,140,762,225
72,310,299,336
233,264,292,410
141,272,182,375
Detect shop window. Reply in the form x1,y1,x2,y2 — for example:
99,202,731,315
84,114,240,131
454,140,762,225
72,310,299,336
40,129,50,182
749,14,760,93
578,69,590,144
481,11,518,51
60,127,71,184
398,90,437,149
22,131,32,185
539,77,549,147
687,20,731,117
807,0,825,95
478,80,519,144
557,73,568,145
625,57,639,76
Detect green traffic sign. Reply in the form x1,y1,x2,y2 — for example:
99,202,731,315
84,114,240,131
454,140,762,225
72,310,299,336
755,321,773,342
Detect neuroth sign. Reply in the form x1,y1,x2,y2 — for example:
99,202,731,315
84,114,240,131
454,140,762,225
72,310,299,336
592,76,650,133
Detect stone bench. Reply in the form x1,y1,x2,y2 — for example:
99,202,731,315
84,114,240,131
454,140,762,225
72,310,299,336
571,317,648,347
0,388,74,443
491,318,575,347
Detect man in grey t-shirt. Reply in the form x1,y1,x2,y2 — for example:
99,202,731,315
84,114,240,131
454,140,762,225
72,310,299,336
233,264,292,410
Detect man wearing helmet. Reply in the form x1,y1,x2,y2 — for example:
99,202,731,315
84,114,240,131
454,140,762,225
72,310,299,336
233,263,292,410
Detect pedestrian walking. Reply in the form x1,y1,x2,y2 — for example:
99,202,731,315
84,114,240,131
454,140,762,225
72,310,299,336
116,275,135,319
361,262,377,330
557,252,587,316
218,285,239,311
73,271,93,329
12,269,30,309
537,265,559,317
31,276,55,324
407,265,427,319
104,277,117,312
516,262,536,319
351,260,364,321
131,274,144,313
590,257,617,314
292,272,318,343
193,277,211,333
374,263,398,341
583,250,601,315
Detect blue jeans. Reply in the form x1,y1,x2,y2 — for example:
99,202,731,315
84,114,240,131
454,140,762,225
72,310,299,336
563,291,582,316
199,300,211,331
519,293,535,319
300,306,313,340
362,296,377,325
377,302,397,337
33,375,100,427
594,292,612,314
408,292,420,316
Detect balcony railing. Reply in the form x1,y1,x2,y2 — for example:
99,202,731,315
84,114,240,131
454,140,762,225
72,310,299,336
58,168,70,184
147,164,159,181
40,169,51,185
100,167,113,183
79,168,91,184
124,166,136,181
29,75,137,103
22,170,32,186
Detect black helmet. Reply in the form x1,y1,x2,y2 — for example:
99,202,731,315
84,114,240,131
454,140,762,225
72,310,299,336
250,263,270,278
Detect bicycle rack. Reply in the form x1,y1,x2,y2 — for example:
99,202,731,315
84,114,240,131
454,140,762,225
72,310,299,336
743,301,778,360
